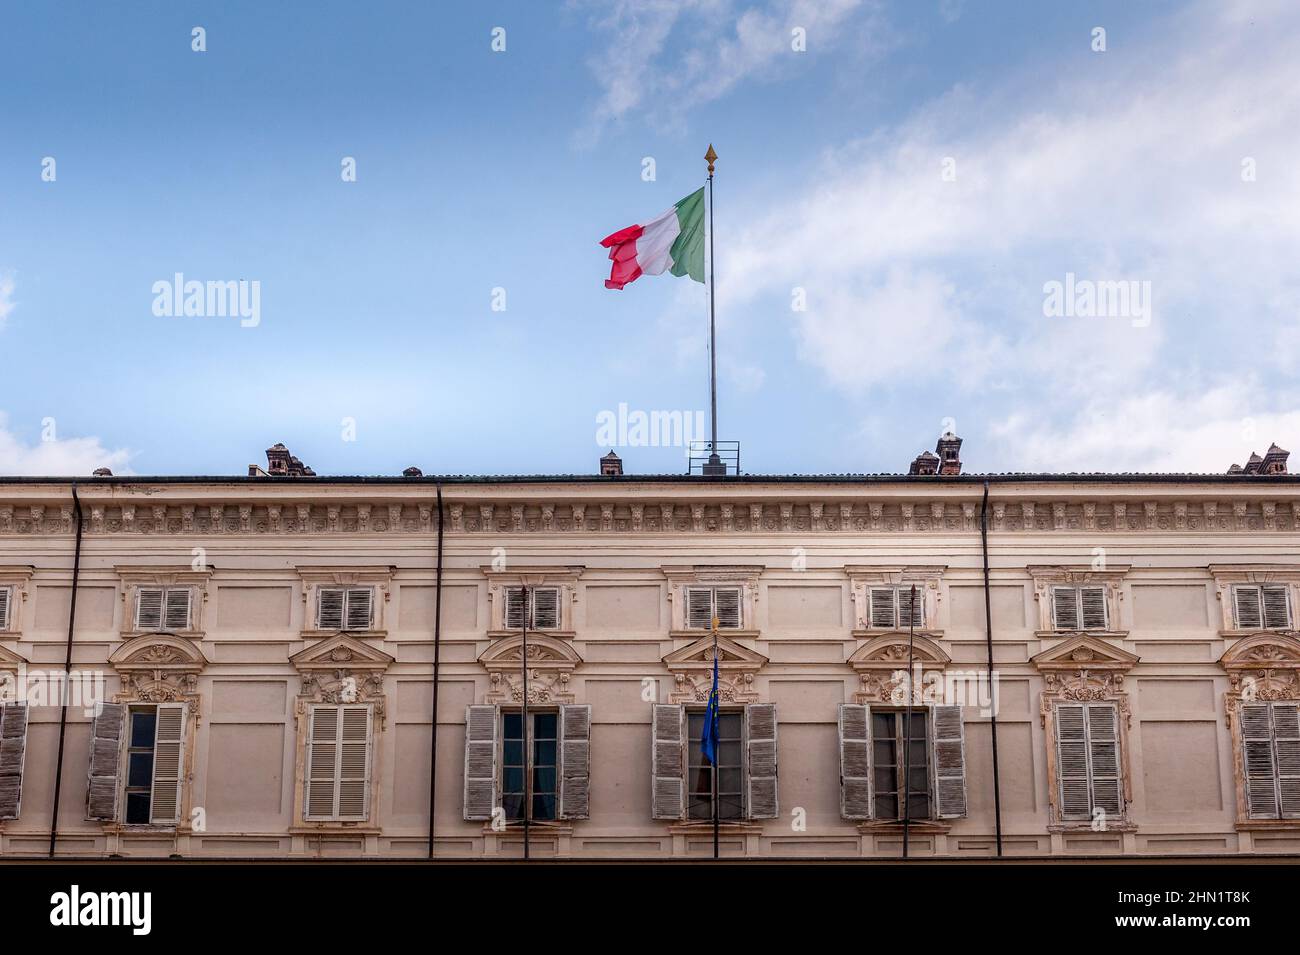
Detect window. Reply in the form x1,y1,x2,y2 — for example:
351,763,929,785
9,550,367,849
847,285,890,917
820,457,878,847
1051,586,1107,631
316,587,373,631
687,710,743,820
502,710,558,821
1241,702,1300,819
0,702,29,820
305,704,372,821
0,586,10,631
686,587,742,630
1054,702,1121,821
869,587,924,629
135,587,191,631
1233,585,1291,630
838,703,966,821
504,587,560,630
121,704,186,825
870,710,930,820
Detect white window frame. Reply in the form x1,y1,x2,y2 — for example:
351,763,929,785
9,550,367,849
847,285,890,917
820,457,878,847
316,586,375,632
0,585,11,631
1053,702,1123,823
304,702,373,823
868,587,925,630
504,586,561,630
685,586,743,630
134,587,193,632
1050,585,1108,632
1232,584,1292,630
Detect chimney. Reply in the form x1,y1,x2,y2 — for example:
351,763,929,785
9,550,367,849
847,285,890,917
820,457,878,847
1262,443,1290,474
909,450,939,476
403,466,423,478
600,450,623,476
936,431,963,475
92,467,113,477
1243,452,1264,475
261,443,315,477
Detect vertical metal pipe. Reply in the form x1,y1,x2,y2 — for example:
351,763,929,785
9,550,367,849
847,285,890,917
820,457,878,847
708,171,717,458
427,484,444,859
981,482,1004,857
712,625,719,860
521,584,530,860
903,584,915,859
49,485,84,858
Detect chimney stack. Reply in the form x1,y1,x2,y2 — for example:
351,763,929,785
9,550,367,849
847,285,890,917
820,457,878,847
936,431,963,475
1232,444,1289,475
600,450,623,476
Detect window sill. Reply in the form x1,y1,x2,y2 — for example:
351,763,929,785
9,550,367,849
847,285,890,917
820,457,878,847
119,629,206,640
667,820,763,835
290,823,381,833
486,629,576,639
1034,629,1129,639
855,819,952,834
669,629,761,639
1220,628,1298,638
852,628,944,639
482,822,575,835
1235,819,1300,831
299,629,387,640
1048,821,1137,833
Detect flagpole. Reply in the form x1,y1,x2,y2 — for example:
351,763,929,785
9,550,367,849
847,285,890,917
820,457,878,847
521,585,530,861
712,618,720,860
704,144,724,477
903,584,916,860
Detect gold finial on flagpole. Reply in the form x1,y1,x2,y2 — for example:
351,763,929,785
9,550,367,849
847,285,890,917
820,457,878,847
705,143,717,177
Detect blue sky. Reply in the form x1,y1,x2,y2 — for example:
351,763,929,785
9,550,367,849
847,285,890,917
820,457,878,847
1,0,1297,477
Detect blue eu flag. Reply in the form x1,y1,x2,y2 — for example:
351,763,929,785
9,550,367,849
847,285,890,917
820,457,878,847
701,652,720,765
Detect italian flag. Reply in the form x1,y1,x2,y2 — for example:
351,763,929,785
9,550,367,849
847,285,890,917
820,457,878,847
599,187,705,290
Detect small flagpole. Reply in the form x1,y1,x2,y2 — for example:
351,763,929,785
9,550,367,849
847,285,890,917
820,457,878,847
521,585,530,861
903,585,916,860
712,616,720,860
704,144,724,477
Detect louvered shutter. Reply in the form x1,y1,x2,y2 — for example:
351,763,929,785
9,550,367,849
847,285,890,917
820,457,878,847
317,588,345,630
1052,587,1080,631
337,705,371,819
870,588,897,629
714,588,742,629
898,588,924,629
1080,586,1108,630
1234,587,1263,630
344,588,373,630
1262,585,1291,629
650,703,686,819
86,702,125,820
306,705,340,820
149,703,186,823
1055,703,1090,820
163,589,191,631
558,704,591,820
135,587,164,630
532,588,560,629
0,587,10,630
504,588,526,629
838,703,872,820
463,704,499,821
0,703,29,819
1241,703,1277,817
1273,703,1300,819
1087,703,1121,815
931,704,967,818
686,588,713,629
744,703,778,819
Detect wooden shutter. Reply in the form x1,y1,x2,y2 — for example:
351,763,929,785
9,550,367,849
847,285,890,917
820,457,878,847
344,588,373,630
686,588,713,629
135,587,164,630
317,588,345,630
163,589,190,631
650,703,686,819
86,702,125,820
838,703,872,820
1262,585,1291,629
1055,703,1090,819
306,705,340,820
504,587,526,629
0,586,10,630
463,704,498,821
1087,703,1121,815
337,705,371,819
931,704,967,818
1080,586,1107,630
532,588,560,629
870,588,897,629
149,703,186,823
744,703,778,819
714,588,742,629
1052,587,1080,631
1234,586,1263,629
1241,702,1277,817
1273,703,1300,819
898,588,924,629
0,703,29,819
558,703,591,820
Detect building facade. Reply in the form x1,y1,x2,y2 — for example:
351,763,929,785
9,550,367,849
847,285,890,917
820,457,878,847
1,459,1299,858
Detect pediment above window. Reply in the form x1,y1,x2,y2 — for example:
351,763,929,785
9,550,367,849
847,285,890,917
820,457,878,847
1219,632,1300,703
1033,634,1138,712
109,633,208,704
1031,633,1139,672
291,634,393,722
847,633,951,704
663,633,767,704
479,634,583,705
290,633,395,674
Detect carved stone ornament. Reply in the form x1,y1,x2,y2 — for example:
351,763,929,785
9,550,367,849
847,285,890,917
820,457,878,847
662,634,767,704
108,633,207,704
847,633,952,704
1220,633,1300,711
479,633,582,705
290,633,394,727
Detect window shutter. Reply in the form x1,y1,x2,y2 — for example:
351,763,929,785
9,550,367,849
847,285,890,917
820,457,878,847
1052,587,1080,631
0,703,29,819
1234,586,1263,630
149,703,186,824
686,588,713,629
163,589,191,631
306,705,340,820
1262,585,1291,629
558,703,591,820
898,588,924,629
1241,703,1277,818
1087,703,1122,815
931,704,967,818
1273,703,1300,819
135,587,164,631
870,588,897,629
838,703,872,820
650,703,686,820
504,587,526,629
317,588,345,630
463,704,499,821
0,587,10,630
532,588,560,630
714,588,742,629
1055,703,1090,820
337,705,371,819
344,588,373,631
1080,587,1108,630
744,703,778,819
86,702,125,821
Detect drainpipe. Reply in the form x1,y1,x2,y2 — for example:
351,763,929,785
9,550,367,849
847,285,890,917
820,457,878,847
49,484,84,858
980,481,1004,857
427,484,444,859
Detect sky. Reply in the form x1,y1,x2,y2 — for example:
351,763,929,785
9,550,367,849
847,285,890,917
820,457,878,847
1,0,1298,478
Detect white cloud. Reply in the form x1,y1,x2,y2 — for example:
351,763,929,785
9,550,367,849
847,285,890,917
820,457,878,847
0,413,132,476
0,275,15,330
